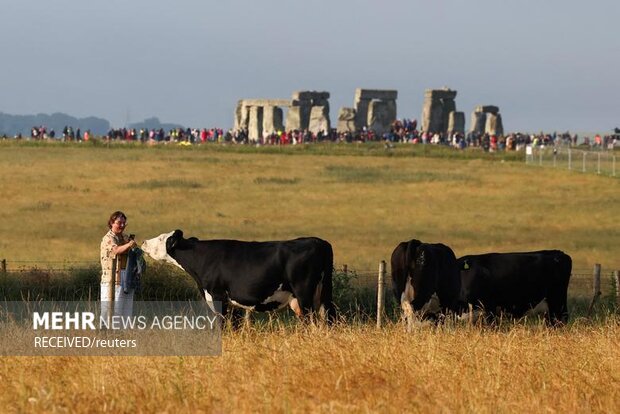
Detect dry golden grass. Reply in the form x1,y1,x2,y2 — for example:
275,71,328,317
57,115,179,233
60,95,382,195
0,144,618,271
1,321,619,413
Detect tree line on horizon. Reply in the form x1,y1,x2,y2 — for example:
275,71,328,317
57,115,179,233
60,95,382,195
0,113,183,138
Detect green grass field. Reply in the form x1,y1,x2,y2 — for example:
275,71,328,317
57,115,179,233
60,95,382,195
0,141,617,271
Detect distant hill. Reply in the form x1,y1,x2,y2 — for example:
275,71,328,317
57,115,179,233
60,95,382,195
0,112,110,137
128,117,184,132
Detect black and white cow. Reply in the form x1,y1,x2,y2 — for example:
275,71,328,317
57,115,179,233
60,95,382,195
391,239,462,323
457,250,572,324
141,230,335,323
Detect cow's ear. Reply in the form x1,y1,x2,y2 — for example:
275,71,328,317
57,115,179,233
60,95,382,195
415,246,426,265
167,229,183,251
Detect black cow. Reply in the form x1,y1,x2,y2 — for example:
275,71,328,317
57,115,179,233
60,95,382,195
391,239,462,322
457,250,572,324
141,230,335,323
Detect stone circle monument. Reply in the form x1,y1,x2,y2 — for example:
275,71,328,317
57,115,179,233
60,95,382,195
421,88,464,135
470,105,504,136
337,88,398,135
234,91,331,141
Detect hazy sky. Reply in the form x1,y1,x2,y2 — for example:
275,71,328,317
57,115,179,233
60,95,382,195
1,0,618,133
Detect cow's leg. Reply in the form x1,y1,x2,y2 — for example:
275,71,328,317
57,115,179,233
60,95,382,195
290,285,319,324
204,290,228,329
289,298,303,317
546,291,569,326
523,299,549,324
229,307,247,330
401,276,415,331
401,299,414,331
313,280,323,318
203,289,218,315
311,279,333,324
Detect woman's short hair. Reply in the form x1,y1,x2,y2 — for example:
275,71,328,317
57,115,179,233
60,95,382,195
108,211,127,229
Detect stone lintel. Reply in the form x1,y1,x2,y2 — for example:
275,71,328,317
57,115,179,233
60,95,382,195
474,105,499,115
354,88,398,101
424,88,457,100
291,91,330,101
239,99,291,108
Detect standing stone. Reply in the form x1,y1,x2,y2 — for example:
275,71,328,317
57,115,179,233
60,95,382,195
234,101,250,131
447,111,465,134
354,98,370,130
248,106,263,142
308,106,330,135
262,106,283,135
286,105,311,131
352,88,398,132
367,100,392,135
441,99,456,133
287,91,330,131
495,113,504,136
485,113,499,136
470,111,487,135
337,107,357,133
485,113,504,136
421,97,434,133
471,105,503,135
422,88,458,134
429,99,444,133
385,99,397,123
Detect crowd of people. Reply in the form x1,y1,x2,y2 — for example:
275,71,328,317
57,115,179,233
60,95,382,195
6,120,619,151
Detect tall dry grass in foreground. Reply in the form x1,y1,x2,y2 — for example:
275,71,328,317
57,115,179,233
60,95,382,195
2,320,619,413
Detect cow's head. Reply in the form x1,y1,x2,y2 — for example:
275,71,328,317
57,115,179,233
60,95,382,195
141,230,185,270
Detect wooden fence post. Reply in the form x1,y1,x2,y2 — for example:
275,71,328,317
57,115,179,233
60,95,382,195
342,264,348,275
1,259,6,273
587,263,602,317
376,260,386,328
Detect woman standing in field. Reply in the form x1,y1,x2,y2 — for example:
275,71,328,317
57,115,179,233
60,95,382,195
100,211,137,321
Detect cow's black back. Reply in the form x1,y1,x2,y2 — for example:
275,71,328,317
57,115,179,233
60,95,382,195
458,250,572,323
167,232,335,322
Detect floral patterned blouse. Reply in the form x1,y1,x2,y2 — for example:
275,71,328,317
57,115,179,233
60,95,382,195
100,229,129,284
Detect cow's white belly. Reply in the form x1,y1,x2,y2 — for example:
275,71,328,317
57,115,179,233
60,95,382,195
261,286,294,309
229,299,256,311
227,285,294,311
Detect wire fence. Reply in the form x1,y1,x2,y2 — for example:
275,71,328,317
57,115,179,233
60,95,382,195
1,260,618,323
525,146,617,177
353,266,619,298
1,260,617,297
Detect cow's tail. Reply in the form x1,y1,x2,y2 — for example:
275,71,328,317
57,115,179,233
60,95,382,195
320,241,336,324
553,251,572,324
391,242,408,303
